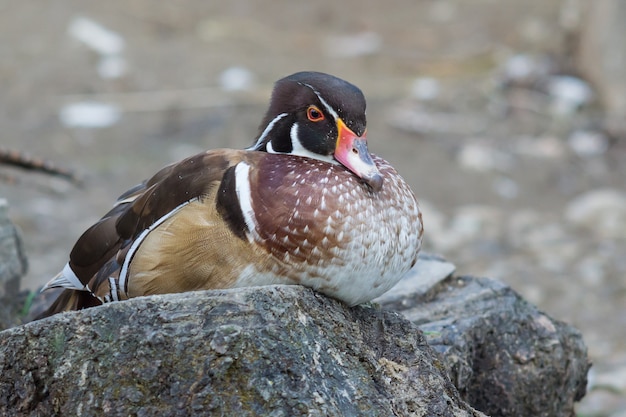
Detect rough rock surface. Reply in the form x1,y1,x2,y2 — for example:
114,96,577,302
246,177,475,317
0,285,485,417
0,199,29,330
578,0,626,118
377,270,590,417
0,199,27,299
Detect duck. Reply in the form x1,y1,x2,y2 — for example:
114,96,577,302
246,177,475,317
38,71,423,318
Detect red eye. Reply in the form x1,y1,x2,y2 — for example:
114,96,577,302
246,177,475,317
307,106,325,122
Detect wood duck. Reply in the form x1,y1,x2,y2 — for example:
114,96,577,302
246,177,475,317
39,71,423,318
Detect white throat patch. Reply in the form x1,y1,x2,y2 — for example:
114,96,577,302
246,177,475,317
289,122,336,164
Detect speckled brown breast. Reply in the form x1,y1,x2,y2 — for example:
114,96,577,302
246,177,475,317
236,152,423,305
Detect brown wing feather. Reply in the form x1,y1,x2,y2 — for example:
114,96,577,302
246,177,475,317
40,149,256,317
115,151,230,240
66,149,243,292
69,214,126,281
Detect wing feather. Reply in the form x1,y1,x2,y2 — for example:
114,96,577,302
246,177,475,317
41,149,245,317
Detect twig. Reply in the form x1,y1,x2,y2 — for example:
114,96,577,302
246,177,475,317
0,148,80,184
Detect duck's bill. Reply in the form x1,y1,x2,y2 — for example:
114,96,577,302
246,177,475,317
334,118,383,192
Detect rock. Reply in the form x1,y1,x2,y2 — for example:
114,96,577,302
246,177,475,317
388,104,486,136
567,130,609,157
67,16,127,80
219,66,255,92
499,54,551,86
0,285,485,417
576,388,626,417
427,1,457,23
577,360,626,417
377,275,590,417
0,199,27,298
496,52,595,117
373,253,456,310
577,0,626,117
546,75,593,115
428,205,505,253
59,102,122,129
491,176,519,200
592,363,626,394
0,199,29,331
456,144,514,173
512,135,566,159
323,31,382,58
410,78,441,101
565,188,626,239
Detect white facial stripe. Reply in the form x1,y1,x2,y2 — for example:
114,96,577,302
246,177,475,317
234,162,258,241
119,198,197,295
246,113,288,150
266,140,276,154
302,83,339,120
289,122,337,164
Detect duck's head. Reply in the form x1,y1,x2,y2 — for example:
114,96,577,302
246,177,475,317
248,71,383,192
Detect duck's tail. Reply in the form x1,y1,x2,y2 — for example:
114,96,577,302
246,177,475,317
35,289,102,320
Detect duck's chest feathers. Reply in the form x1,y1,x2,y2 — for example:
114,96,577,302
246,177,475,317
229,153,422,303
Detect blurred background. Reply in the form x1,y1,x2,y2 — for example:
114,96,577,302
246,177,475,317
1,1,625,414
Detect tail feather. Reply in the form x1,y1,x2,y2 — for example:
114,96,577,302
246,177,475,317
35,289,102,320
40,263,87,292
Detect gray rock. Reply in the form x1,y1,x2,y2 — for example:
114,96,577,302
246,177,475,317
0,285,485,417
546,75,593,115
0,199,29,331
0,199,27,298
577,0,626,117
565,188,626,239
378,275,590,417
567,130,609,157
388,105,487,136
373,252,456,310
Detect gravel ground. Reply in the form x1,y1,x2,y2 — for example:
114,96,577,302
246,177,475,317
1,1,625,415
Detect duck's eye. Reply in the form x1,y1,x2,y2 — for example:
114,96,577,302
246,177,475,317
306,106,325,122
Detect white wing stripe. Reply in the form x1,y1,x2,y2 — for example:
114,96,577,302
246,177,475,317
118,198,197,296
